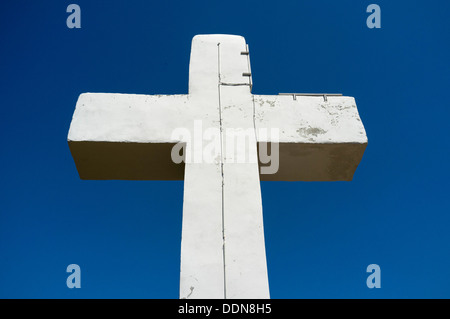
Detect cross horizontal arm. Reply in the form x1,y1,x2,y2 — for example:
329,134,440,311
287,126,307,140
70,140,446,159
254,94,367,181
68,93,190,180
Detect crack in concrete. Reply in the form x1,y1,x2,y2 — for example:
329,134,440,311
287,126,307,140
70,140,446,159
217,42,227,299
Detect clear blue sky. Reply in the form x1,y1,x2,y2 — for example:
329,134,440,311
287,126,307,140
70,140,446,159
0,0,449,298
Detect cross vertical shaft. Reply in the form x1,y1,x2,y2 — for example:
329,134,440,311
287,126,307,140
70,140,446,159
179,35,269,299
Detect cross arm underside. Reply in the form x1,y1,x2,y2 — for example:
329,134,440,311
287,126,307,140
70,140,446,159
254,95,368,181
68,93,190,180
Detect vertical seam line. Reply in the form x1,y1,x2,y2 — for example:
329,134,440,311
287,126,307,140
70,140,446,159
217,42,227,299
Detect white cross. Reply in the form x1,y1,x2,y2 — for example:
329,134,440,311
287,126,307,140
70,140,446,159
68,34,367,299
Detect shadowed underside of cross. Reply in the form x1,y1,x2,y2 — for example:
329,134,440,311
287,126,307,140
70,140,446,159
68,34,367,299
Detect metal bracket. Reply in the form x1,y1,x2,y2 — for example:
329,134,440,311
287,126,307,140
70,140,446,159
243,44,252,92
278,93,343,101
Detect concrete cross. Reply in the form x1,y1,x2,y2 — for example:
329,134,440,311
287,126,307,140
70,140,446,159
68,34,367,299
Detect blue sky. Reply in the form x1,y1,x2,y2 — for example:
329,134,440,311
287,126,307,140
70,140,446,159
0,0,449,298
